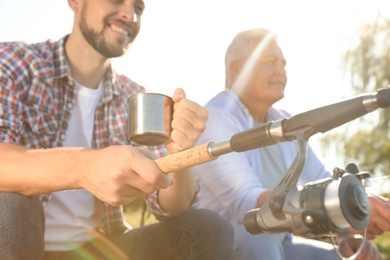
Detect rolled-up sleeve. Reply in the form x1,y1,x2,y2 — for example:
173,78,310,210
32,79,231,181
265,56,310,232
144,145,201,220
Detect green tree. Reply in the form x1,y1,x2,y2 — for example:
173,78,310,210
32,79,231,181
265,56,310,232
321,15,390,176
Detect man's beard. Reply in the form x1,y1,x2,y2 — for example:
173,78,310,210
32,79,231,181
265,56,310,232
79,7,130,58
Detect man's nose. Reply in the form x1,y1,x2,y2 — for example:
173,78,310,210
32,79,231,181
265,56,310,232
275,61,286,75
118,3,138,23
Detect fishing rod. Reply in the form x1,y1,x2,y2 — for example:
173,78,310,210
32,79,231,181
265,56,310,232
146,86,390,259
154,87,390,174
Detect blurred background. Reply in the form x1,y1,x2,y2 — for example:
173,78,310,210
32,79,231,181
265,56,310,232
1,0,388,165
1,0,390,257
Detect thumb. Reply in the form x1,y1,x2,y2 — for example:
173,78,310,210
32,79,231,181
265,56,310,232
339,239,356,258
172,88,186,102
340,246,354,258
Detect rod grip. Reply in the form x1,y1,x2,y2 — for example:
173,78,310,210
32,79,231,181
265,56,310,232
154,143,214,173
230,123,276,152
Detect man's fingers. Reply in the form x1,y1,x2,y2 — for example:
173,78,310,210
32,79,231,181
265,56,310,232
172,88,185,102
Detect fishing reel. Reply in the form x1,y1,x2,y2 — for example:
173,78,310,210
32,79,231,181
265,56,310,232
244,136,371,238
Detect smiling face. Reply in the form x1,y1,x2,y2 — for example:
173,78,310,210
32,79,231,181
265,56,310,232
76,0,145,58
226,29,287,116
242,42,287,106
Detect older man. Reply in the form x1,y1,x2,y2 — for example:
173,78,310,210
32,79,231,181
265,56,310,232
195,28,387,260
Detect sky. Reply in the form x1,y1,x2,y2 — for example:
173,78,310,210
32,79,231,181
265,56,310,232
0,0,389,166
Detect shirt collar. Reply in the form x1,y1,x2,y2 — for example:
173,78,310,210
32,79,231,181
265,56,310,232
52,35,71,79
101,67,122,103
227,90,253,118
227,90,283,125
53,35,121,103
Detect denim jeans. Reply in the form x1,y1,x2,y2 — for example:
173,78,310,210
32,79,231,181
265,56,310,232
0,192,45,260
42,208,234,260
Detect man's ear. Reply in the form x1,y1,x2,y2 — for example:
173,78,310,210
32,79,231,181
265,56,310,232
68,0,80,13
230,60,243,85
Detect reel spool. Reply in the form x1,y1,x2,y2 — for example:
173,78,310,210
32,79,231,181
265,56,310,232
244,164,370,237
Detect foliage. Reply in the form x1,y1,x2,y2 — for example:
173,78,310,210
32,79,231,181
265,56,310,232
319,15,390,259
320,15,390,176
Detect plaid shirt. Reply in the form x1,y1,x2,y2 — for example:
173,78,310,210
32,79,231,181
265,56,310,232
0,36,200,234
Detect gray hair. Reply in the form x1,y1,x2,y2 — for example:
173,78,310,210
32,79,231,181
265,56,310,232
224,28,278,90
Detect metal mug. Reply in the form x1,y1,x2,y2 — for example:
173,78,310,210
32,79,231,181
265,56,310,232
128,92,173,146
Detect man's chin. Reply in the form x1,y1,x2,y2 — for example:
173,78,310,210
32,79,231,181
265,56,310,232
99,45,129,58
108,42,132,57
271,93,284,104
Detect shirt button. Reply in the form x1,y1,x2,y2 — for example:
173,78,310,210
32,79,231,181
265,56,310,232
67,102,73,110
60,134,66,141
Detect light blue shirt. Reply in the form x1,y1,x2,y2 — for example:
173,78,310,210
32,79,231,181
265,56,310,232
195,90,331,225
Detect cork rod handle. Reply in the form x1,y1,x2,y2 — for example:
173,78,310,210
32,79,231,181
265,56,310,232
154,143,215,173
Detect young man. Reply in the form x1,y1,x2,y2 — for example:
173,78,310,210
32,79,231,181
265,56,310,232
195,28,388,260
0,0,234,259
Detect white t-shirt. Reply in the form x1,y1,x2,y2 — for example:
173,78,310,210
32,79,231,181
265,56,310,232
44,81,103,251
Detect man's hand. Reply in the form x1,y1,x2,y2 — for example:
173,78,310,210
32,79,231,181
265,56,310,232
154,88,207,213
80,145,172,206
165,88,208,154
338,232,382,260
350,194,390,239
